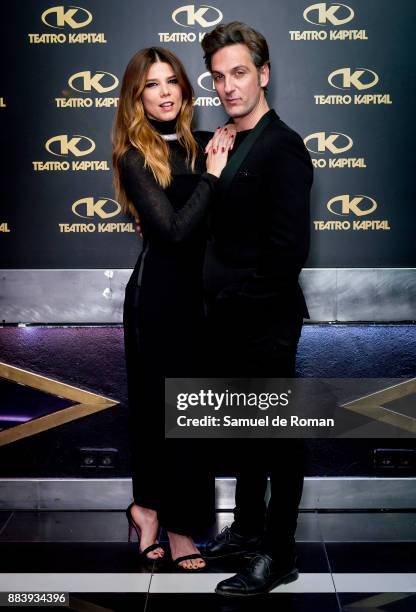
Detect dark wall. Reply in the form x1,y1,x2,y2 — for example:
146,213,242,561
0,325,414,477
1,0,414,267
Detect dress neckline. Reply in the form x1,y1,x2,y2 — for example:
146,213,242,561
148,117,178,140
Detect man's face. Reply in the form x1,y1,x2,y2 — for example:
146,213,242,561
211,43,269,120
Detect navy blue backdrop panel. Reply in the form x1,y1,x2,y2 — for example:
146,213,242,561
0,0,415,268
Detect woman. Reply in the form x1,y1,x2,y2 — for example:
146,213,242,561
112,47,233,570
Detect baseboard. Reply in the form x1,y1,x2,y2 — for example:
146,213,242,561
0,477,415,510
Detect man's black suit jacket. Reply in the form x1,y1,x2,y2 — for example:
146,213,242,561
203,109,313,365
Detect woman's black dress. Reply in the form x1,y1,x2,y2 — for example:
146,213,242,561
121,119,216,534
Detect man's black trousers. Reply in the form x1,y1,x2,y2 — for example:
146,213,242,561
206,305,305,560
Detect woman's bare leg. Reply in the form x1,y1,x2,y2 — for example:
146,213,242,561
129,504,164,559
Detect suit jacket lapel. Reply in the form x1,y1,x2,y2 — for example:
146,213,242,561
217,110,275,195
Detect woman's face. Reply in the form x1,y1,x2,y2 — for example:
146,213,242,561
141,61,183,122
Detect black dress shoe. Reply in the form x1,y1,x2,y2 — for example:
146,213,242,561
215,553,298,596
203,526,263,560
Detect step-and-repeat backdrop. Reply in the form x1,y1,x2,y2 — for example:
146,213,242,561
1,1,414,269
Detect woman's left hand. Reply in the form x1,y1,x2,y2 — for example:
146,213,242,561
134,216,143,239
205,124,236,154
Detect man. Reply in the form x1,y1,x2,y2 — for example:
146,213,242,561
201,22,313,596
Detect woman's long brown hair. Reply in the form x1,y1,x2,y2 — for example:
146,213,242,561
112,47,197,217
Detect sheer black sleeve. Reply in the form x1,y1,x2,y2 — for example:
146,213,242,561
120,148,218,243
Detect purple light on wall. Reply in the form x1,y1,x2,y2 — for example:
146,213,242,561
0,415,31,422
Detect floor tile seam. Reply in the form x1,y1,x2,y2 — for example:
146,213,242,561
4,572,416,593
315,509,325,544
0,571,335,575
320,526,343,612
0,539,150,543
0,513,14,538
321,539,416,543
4,536,416,544
1,571,416,575
144,574,154,612
332,572,416,575
1,538,332,543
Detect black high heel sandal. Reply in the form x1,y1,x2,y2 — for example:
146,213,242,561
126,502,165,562
172,553,206,572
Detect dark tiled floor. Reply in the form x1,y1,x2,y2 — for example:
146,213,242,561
317,512,416,542
68,593,149,611
0,542,155,573
151,541,329,574
0,512,415,611
145,592,341,612
338,593,416,612
0,540,329,574
3,510,415,544
326,542,416,573
0,510,127,542
64,592,340,612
